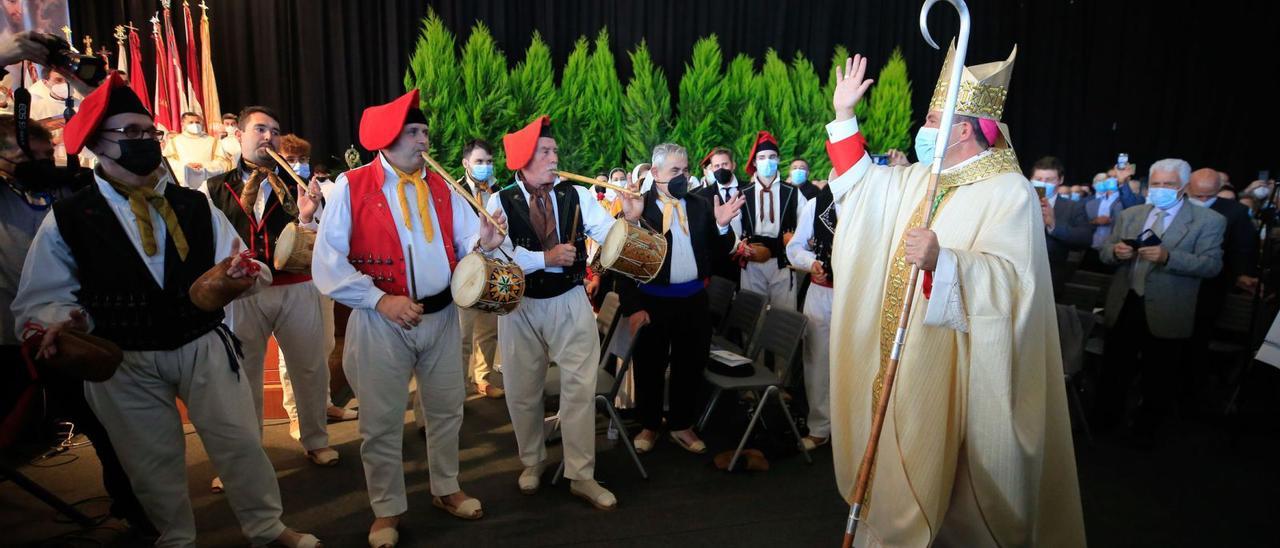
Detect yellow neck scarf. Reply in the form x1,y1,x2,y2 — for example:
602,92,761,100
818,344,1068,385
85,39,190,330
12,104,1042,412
391,165,434,242
657,192,689,236
100,170,189,260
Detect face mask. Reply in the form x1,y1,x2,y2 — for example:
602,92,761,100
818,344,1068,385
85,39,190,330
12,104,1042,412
290,161,311,179
755,158,779,179
714,168,733,185
1070,193,1081,201
13,158,78,190
1032,179,1056,197
107,138,163,176
1252,187,1271,200
1093,182,1107,193
184,123,203,135
470,164,493,181
665,174,689,198
791,169,808,184
1148,187,1180,209
914,126,938,166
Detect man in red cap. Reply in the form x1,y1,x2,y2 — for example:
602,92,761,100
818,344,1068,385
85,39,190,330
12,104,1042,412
201,106,339,475
482,115,642,510
11,74,321,547
736,131,801,310
311,89,505,548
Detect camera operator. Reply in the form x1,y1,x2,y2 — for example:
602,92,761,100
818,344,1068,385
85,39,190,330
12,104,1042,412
1,33,156,537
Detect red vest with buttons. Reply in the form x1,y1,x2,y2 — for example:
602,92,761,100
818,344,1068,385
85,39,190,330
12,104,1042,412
344,160,458,298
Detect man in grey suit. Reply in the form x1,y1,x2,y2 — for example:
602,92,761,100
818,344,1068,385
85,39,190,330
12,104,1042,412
1031,156,1094,293
1097,158,1226,442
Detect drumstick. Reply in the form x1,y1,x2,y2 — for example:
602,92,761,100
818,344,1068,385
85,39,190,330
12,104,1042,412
556,170,642,197
568,206,580,244
407,244,418,301
420,152,508,237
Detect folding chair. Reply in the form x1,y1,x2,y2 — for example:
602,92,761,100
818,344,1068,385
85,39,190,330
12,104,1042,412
1056,304,1095,444
698,307,812,471
1059,282,1101,312
1210,294,1263,414
711,290,767,354
546,292,648,483
706,276,736,330
1070,270,1112,309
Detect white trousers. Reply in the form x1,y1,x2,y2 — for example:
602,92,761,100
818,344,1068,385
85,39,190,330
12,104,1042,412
280,296,337,424
802,284,833,438
229,281,333,451
84,329,286,547
742,260,796,310
344,305,464,517
498,289,600,480
458,305,500,386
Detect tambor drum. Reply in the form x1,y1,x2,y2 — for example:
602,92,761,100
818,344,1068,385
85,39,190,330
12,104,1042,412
600,222,667,283
451,253,525,315
273,222,316,273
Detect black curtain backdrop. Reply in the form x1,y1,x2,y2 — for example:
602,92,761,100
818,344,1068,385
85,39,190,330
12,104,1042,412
71,0,1280,185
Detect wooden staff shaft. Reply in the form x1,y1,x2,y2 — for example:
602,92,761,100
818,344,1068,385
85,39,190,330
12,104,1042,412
420,152,508,237
842,171,942,548
555,170,641,196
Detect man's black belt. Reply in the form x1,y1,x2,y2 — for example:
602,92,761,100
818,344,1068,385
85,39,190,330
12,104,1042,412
417,287,454,314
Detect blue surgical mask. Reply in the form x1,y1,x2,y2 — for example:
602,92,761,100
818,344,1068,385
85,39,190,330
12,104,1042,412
290,162,310,179
791,168,808,184
1148,187,1180,209
755,158,779,178
1093,182,1107,193
1070,192,1081,201
914,126,937,166
1105,178,1120,192
470,164,493,181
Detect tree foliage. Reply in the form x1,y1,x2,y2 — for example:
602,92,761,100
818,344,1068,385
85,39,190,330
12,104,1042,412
584,29,625,175
720,53,762,179
862,48,914,154
456,22,512,172
623,40,671,167
671,36,726,167
403,9,461,163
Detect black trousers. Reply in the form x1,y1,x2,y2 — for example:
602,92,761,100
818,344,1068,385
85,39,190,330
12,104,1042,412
632,290,711,431
1099,292,1187,436
1,345,152,530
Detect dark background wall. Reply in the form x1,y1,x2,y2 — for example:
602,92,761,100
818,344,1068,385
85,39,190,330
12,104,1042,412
72,0,1280,185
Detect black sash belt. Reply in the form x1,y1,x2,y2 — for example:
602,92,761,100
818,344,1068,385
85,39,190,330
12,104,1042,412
417,287,454,315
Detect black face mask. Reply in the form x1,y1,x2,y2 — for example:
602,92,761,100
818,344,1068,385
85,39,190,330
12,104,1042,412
107,138,163,176
13,158,78,190
713,168,733,185
666,174,689,198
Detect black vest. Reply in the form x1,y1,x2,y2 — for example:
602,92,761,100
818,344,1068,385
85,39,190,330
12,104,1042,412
812,186,838,278
53,181,224,351
499,180,587,299
795,181,819,201
205,167,299,279
740,180,799,267
635,190,722,285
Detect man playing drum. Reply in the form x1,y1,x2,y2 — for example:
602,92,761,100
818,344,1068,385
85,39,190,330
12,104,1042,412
311,89,505,548
201,106,340,476
483,115,643,510
617,143,744,456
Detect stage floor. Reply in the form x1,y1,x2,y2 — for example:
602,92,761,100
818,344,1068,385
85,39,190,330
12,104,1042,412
4,388,1277,547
